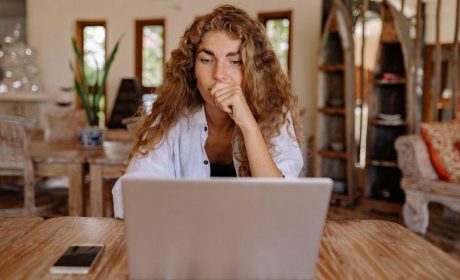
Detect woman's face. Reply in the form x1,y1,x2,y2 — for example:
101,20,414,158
195,31,243,110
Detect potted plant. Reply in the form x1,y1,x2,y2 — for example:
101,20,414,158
70,36,122,147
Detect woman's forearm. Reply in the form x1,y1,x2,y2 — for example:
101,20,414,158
240,123,282,177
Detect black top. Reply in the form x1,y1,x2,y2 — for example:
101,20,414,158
210,162,237,177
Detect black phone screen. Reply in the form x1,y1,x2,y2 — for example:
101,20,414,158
53,245,103,267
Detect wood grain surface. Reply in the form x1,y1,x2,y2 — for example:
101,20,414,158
0,218,459,279
0,216,43,250
0,217,127,279
316,220,460,279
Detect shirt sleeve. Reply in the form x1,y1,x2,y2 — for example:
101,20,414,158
270,113,304,178
112,132,175,219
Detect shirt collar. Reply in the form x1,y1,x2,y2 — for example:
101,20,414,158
196,104,207,126
185,104,207,129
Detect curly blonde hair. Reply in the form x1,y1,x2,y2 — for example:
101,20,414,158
130,5,302,176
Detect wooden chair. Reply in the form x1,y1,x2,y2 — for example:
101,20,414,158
0,115,51,216
39,109,88,192
43,109,88,143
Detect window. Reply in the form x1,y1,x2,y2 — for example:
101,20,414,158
135,19,165,93
76,21,107,87
258,11,292,74
75,21,107,121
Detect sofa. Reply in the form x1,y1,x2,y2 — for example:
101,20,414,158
395,130,460,235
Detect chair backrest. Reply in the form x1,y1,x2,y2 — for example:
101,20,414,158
395,134,438,180
43,109,88,143
0,115,36,171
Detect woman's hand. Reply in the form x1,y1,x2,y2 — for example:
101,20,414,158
209,81,282,177
209,82,257,131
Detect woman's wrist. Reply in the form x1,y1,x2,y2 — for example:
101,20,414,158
238,117,259,135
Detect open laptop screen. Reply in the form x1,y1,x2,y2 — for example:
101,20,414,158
122,177,332,280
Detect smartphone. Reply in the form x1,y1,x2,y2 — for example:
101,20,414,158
49,244,104,274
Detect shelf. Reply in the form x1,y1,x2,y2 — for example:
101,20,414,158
318,64,344,72
364,2,410,217
367,160,399,168
318,107,345,114
374,79,406,85
0,92,51,103
369,118,407,126
318,150,347,159
437,98,452,109
315,0,356,208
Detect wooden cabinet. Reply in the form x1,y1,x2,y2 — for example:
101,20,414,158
362,1,415,214
314,0,357,206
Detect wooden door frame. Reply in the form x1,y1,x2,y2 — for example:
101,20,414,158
134,19,166,94
258,10,292,76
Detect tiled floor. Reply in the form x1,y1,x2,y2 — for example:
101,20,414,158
1,187,460,262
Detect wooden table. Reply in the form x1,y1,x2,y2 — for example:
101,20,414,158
88,156,127,217
0,216,43,250
31,134,132,216
31,142,101,216
0,217,127,279
87,141,131,217
0,218,458,279
316,220,460,279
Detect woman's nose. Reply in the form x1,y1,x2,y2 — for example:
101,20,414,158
213,61,229,82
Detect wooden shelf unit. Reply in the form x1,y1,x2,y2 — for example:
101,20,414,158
318,107,346,114
374,79,407,85
314,0,357,207
368,118,407,126
318,64,345,72
318,150,348,159
367,160,399,168
364,1,415,215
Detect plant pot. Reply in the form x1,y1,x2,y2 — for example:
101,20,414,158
78,127,105,148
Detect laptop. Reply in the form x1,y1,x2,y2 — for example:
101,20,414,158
122,177,332,280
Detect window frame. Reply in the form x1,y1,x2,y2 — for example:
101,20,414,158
135,19,166,93
258,11,292,75
75,20,107,118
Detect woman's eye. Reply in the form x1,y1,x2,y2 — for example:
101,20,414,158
230,60,242,65
200,58,213,64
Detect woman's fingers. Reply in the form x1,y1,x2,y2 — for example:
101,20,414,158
217,93,236,114
211,84,240,112
209,82,256,128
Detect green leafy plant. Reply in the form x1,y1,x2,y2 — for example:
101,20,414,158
70,36,123,126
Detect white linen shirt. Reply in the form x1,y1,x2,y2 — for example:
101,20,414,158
112,106,303,218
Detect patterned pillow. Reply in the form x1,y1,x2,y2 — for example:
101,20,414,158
420,121,460,183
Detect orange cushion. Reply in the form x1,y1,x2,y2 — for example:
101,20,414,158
420,121,460,183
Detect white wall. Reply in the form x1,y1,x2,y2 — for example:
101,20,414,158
26,0,322,144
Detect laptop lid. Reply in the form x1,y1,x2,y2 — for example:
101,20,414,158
122,177,332,280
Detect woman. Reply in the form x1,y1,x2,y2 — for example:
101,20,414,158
113,5,303,218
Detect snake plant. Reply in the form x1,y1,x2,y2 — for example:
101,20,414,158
70,36,122,126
